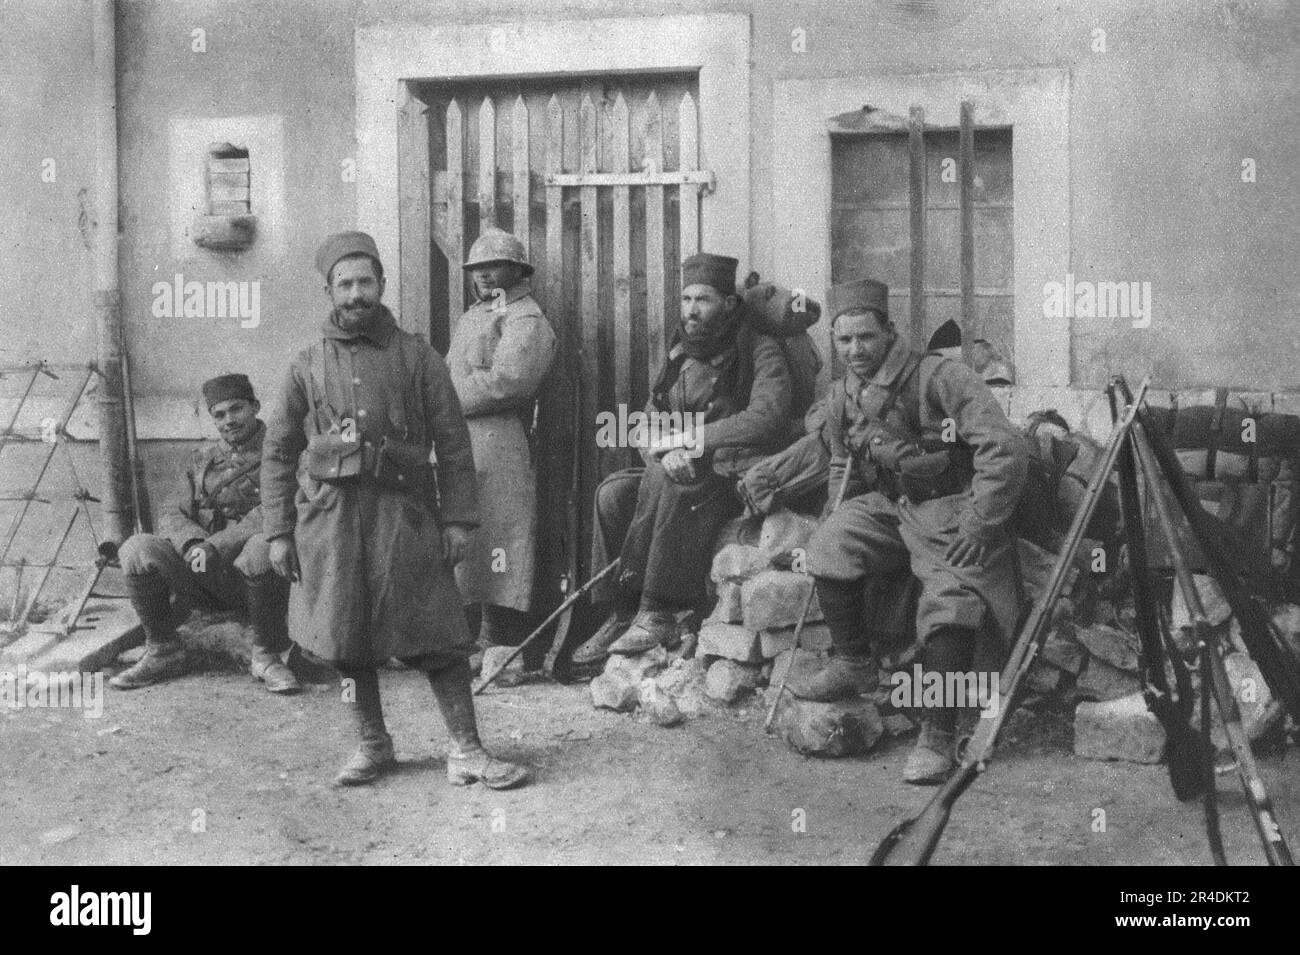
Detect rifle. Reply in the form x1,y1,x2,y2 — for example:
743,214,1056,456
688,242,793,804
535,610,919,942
476,559,618,695
869,379,1149,866
1132,417,1294,866
1109,383,1212,803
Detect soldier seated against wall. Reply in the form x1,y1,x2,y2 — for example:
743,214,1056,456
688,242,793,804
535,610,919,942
571,253,796,665
109,374,298,694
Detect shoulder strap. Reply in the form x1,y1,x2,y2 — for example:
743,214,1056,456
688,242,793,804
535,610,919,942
198,458,262,510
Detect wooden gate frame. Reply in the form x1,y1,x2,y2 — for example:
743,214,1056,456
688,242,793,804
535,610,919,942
355,13,752,330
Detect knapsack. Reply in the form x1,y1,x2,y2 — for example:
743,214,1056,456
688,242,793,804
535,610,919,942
740,280,823,422
1016,409,1120,553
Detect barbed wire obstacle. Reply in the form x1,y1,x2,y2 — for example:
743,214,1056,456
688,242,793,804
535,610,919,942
0,361,114,639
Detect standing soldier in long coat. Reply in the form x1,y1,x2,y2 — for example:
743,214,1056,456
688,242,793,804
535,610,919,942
262,231,528,789
790,279,1028,784
446,229,556,668
109,374,297,693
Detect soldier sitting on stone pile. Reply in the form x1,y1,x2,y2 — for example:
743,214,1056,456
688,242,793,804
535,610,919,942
110,374,298,694
572,253,796,665
745,279,1028,784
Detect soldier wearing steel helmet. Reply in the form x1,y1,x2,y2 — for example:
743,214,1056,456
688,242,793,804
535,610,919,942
446,229,556,672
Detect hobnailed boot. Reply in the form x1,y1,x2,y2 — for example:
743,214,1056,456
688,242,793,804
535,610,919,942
903,718,957,785
787,575,875,701
571,610,634,665
111,575,189,689
243,572,299,694
787,653,877,702
428,660,529,790
335,668,396,786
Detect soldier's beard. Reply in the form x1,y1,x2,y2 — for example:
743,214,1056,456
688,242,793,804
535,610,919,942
334,301,382,329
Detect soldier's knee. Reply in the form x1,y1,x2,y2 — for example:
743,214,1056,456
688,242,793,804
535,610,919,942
117,534,173,576
595,470,641,520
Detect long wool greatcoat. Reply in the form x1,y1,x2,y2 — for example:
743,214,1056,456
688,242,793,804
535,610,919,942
261,306,480,665
445,283,556,611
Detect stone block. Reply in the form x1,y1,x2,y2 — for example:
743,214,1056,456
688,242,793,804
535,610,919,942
758,510,819,560
706,582,745,624
883,713,916,737
652,657,709,717
696,621,762,663
1271,604,1300,659
1040,629,1087,675
710,544,770,584
1073,624,1140,673
1075,656,1141,702
742,570,821,631
1074,693,1166,764
1207,651,1275,746
604,645,668,683
774,694,884,757
638,679,684,726
590,673,639,712
713,515,762,554
704,659,762,704
758,623,834,659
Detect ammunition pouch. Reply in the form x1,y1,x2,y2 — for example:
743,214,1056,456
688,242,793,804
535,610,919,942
306,432,429,495
896,449,973,504
370,435,430,494
305,432,367,484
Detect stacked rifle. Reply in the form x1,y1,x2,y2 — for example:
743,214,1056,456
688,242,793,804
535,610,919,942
871,377,1299,867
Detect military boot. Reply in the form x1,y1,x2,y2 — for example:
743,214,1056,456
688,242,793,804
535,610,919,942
787,653,877,702
787,576,874,701
243,572,300,694
335,668,396,786
607,608,676,655
428,660,529,790
111,574,189,689
903,718,957,785
571,610,633,665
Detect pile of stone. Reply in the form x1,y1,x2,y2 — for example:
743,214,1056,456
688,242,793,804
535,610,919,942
585,507,1295,766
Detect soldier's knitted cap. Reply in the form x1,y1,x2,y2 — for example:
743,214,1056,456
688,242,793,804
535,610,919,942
202,373,256,409
827,278,889,321
316,230,382,280
682,253,739,296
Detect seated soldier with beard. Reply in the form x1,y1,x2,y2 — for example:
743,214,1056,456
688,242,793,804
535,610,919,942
571,253,795,664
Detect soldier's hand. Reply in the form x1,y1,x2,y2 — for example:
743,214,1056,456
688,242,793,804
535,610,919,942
269,536,300,582
441,524,472,565
661,449,697,484
944,534,989,569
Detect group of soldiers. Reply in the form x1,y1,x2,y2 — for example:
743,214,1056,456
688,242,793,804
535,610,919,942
109,226,1029,790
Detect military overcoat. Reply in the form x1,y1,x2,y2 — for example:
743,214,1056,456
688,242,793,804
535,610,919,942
261,307,480,665
445,283,556,611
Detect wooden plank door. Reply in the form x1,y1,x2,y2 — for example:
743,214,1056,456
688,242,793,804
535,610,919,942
398,72,711,614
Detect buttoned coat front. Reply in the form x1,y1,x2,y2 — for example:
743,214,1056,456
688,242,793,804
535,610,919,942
445,283,556,611
261,307,480,665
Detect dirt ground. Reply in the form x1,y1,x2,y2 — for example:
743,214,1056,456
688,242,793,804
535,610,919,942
2,651,1297,866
